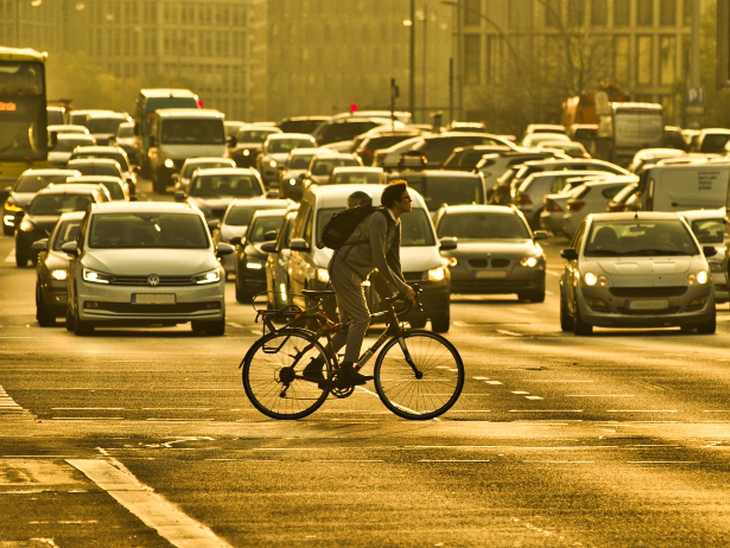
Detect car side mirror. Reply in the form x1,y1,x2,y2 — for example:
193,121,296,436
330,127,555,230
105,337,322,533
560,248,578,261
264,229,278,241
266,190,279,198
208,219,220,232
229,236,242,246
171,173,179,183
31,238,49,252
216,242,234,256
174,191,185,203
61,241,78,255
703,246,718,257
289,237,309,251
439,237,457,251
533,230,550,241
261,241,277,253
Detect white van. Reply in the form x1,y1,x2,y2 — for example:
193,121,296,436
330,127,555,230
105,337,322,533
147,108,228,193
640,162,730,211
286,184,453,332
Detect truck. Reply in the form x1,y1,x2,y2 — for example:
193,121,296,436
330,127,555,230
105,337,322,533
594,102,665,168
638,162,730,212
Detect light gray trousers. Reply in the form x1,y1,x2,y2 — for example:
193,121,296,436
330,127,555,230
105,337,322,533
328,257,370,363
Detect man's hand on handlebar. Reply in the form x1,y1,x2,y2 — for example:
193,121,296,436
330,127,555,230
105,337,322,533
403,285,416,303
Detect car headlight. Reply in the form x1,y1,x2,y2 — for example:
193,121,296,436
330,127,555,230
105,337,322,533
688,270,710,285
426,265,446,283
243,149,251,156
50,269,68,281
192,268,221,285
316,267,330,284
583,271,608,287
82,267,114,284
520,256,539,268
445,256,458,267
164,159,175,169
19,217,35,232
4,201,22,213
246,260,264,270
268,159,277,169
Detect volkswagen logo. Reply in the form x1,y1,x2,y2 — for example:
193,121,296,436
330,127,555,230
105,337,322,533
147,274,160,287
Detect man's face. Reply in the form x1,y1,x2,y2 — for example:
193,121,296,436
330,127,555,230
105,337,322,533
397,191,413,213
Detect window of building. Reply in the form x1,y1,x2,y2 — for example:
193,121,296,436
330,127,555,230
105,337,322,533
545,0,561,28
636,1,653,26
464,34,481,84
659,35,677,85
614,0,630,26
637,35,653,85
660,0,677,25
591,0,608,26
614,35,630,84
567,0,585,27
682,0,693,26
464,0,481,26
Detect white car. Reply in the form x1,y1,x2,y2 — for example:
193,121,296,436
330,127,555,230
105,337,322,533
680,208,728,304
48,133,97,167
562,178,637,238
173,156,236,193
63,201,232,336
256,133,317,186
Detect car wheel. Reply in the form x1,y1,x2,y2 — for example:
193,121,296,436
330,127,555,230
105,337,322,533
559,290,574,332
572,299,593,336
191,319,226,336
430,313,450,333
696,313,717,334
36,287,56,327
73,308,94,336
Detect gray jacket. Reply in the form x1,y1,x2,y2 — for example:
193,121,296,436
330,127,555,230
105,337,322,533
329,208,409,294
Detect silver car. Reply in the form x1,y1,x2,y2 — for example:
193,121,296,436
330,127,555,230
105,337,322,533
680,209,728,304
559,212,716,335
63,201,232,336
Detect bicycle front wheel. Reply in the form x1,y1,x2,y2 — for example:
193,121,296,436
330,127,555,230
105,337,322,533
242,328,331,420
374,329,464,420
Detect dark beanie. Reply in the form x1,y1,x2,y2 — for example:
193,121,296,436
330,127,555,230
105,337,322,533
381,180,409,208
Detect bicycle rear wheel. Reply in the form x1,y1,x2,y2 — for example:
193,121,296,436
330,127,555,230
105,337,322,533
242,328,331,419
373,329,464,420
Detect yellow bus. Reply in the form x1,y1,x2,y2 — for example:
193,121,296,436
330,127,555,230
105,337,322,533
0,46,48,187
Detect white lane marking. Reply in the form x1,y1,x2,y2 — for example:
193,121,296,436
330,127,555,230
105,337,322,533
485,380,503,385
566,394,635,398
419,459,491,463
511,391,529,395
496,330,523,336
607,409,678,413
525,395,544,400
68,458,235,548
226,322,243,328
509,409,584,413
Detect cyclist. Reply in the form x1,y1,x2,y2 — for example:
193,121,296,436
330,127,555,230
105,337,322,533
303,180,416,385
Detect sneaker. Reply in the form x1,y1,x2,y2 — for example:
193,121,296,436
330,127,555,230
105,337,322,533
302,357,325,383
338,362,373,386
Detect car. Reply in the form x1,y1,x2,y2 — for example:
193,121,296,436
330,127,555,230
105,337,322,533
233,208,289,303
229,124,282,167
48,133,97,167
311,117,402,146
276,116,330,135
434,204,548,301
287,183,452,332
371,135,425,170
2,168,82,236
46,105,67,125
535,140,591,158
213,197,293,277
108,121,139,166
15,183,109,267
176,167,268,224
540,180,590,236
627,147,687,174
63,201,232,336
85,111,132,145
481,150,569,205
32,211,85,326
263,206,300,310
680,209,728,304
302,151,363,190
67,145,138,196
407,132,517,168
328,166,385,184
352,129,423,166
256,133,317,187
47,124,90,146
559,211,717,335
385,168,488,214
695,128,730,154
63,175,130,201
665,125,688,151
521,132,572,148
440,144,515,171
605,181,639,212
562,177,638,238
523,123,567,137
173,156,237,193
277,147,323,200
567,123,598,154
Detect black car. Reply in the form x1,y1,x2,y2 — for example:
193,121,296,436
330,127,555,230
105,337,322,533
2,168,81,236
229,125,281,168
32,211,85,326
15,184,107,267
233,208,288,303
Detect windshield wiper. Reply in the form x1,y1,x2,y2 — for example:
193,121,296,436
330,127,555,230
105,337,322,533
632,248,691,256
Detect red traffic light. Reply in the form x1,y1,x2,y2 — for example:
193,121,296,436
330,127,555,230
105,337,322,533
350,103,358,113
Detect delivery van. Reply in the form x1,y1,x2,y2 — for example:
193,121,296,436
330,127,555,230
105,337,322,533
147,108,228,193
639,162,730,212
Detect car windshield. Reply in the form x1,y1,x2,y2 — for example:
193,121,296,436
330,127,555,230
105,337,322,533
584,220,699,257
189,174,263,197
437,211,531,239
247,215,285,243
316,207,435,247
98,181,125,200
182,161,231,179
268,138,313,153
53,138,94,152
236,130,275,143
689,218,724,245
224,203,288,226
311,158,360,176
29,194,92,215
288,154,315,169
162,119,225,145
87,118,125,134
15,174,69,193
333,171,382,184
89,213,209,249
405,176,485,211
73,152,130,171
51,218,82,251
116,125,133,138
71,163,122,178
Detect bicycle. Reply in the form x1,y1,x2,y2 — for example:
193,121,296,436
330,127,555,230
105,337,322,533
240,286,464,420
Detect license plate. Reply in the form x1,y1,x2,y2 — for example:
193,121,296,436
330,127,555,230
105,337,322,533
132,293,176,304
475,271,507,279
628,299,668,310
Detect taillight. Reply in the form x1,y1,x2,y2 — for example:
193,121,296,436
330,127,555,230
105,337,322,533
519,194,532,205
544,199,563,213
567,200,585,212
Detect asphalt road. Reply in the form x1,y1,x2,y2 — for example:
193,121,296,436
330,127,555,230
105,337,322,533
1,188,730,547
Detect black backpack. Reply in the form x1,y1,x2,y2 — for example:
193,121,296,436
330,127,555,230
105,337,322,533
317,205,387,250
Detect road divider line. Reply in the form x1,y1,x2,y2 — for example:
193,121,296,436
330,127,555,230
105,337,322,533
68,458,235,548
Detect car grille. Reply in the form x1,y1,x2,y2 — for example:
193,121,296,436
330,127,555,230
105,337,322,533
609,286,687,298
468,258,511,268
109,275,197,287
89,302,221,314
